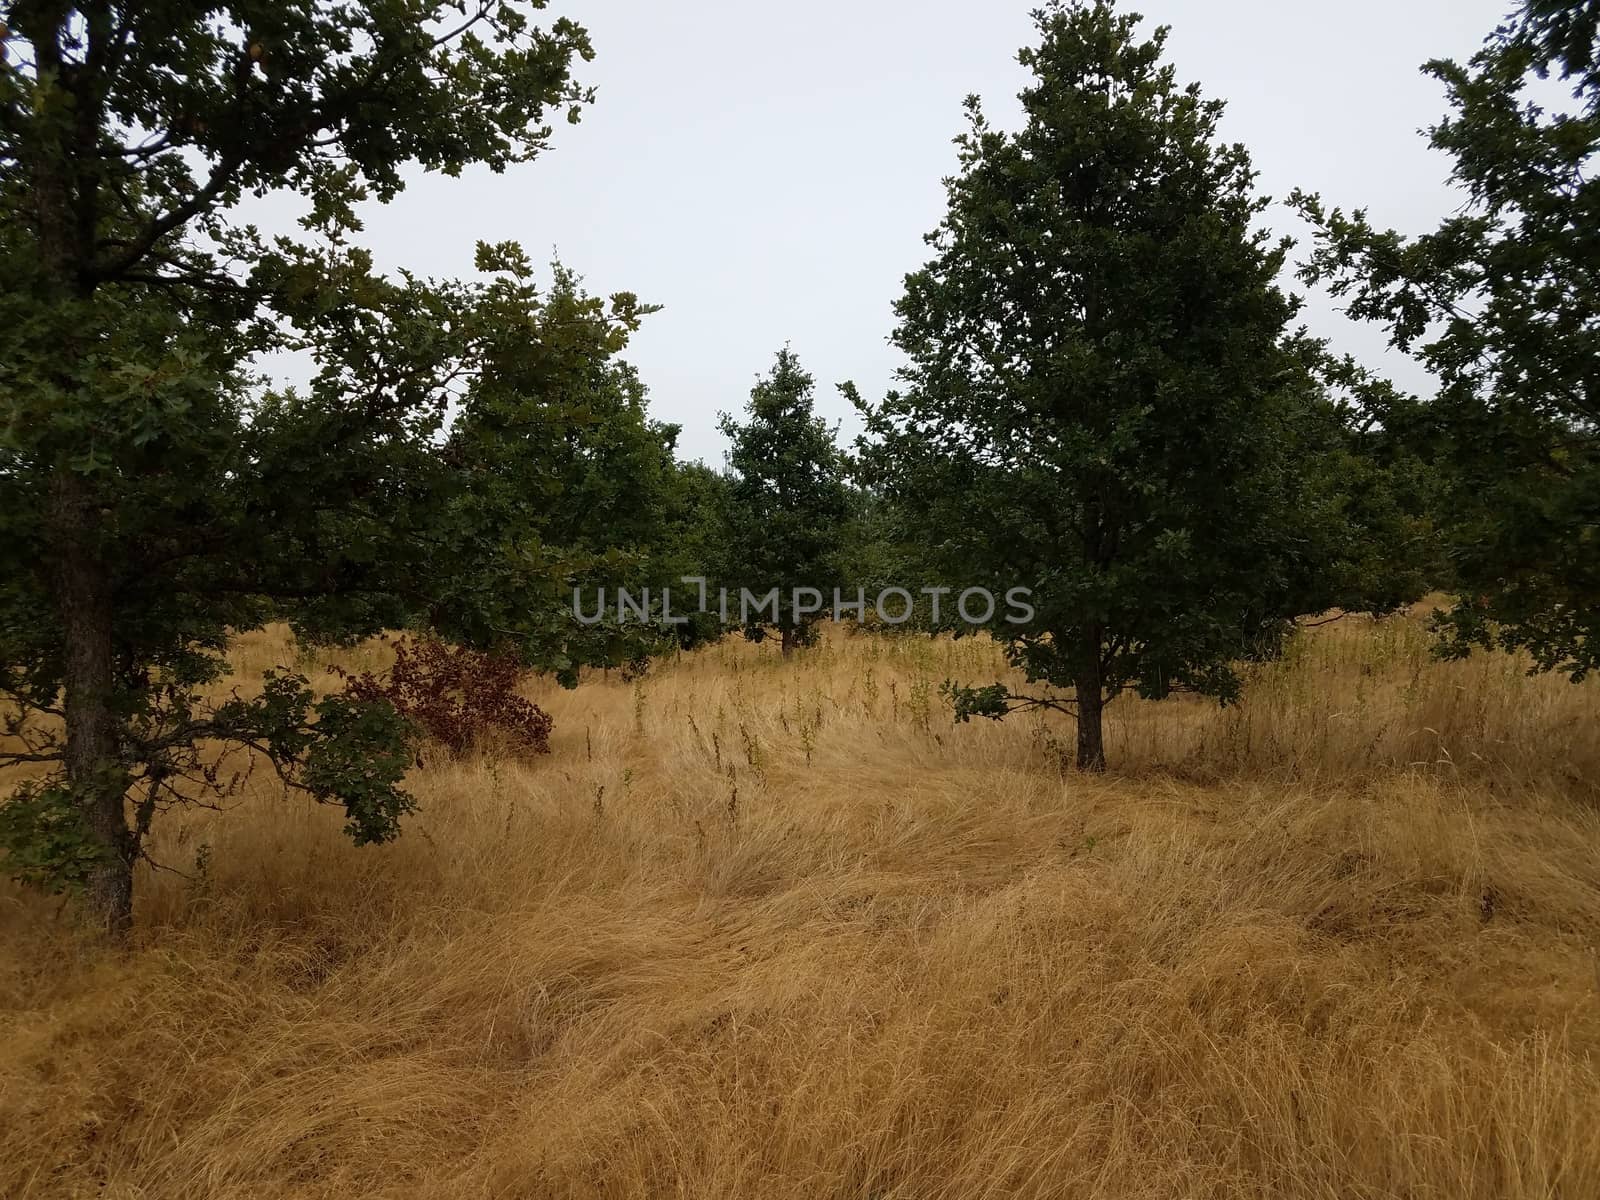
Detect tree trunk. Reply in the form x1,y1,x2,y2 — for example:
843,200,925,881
780,625,798,658
49,473,134,937
1074,638,1106,772
25,16,134,935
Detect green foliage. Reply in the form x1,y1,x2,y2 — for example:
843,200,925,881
0,2,655,924
0,782,112,895
1523,0,1600,89
856,0,1425,767
654,459,736,648
1292,0,1600,678
830,481,940,629
298,693,419,847
942,682,1015,723
417,256,688,682
718,348,852,648
211,671,418,847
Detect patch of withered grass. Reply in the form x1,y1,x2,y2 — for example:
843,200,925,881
2,610,1599,1197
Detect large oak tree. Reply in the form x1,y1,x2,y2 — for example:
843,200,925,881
0,1,641,933
857,0,1424,769
1293,0,1600,679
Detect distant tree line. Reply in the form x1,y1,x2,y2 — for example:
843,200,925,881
1,0,1594,931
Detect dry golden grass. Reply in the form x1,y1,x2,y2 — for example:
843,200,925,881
3,607,1600,1198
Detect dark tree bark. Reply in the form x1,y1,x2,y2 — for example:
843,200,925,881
26,10,135,935
49,474,134,936
1074,635,1106,773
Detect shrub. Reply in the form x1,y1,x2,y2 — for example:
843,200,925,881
337,639,553,756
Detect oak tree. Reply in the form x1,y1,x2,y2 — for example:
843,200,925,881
857,0,1419,769
1293,0,1600,679
0,1,615,933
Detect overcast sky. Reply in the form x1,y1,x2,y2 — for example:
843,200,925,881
338,0,1511,464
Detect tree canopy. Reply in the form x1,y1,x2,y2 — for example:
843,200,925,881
2,0,1579,935
1293,0,1600,679
718,348,852,655
0,2,660,932
856,0,1425,769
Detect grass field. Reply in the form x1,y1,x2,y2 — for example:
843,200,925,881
4,608,1600,1198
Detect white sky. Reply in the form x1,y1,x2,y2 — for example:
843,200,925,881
331,0,1511,464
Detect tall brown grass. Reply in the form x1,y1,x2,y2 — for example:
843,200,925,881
3,606,1599,1198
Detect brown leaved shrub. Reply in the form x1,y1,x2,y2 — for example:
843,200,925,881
337,638,553,756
